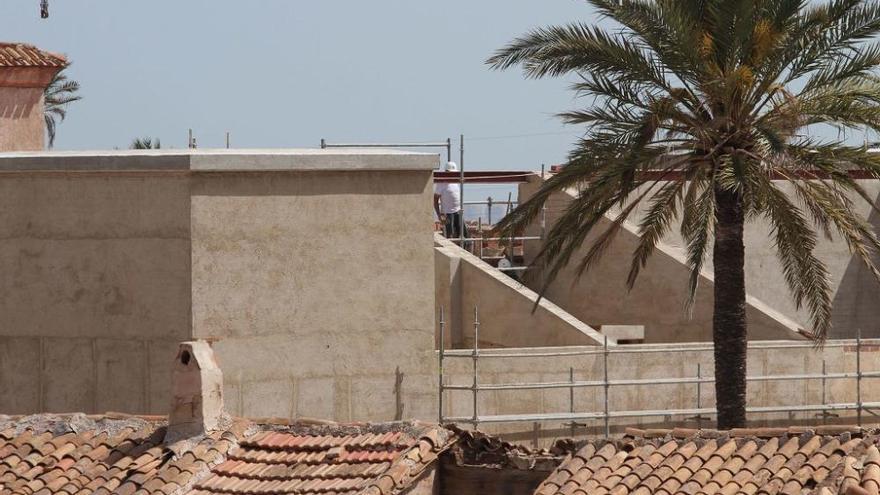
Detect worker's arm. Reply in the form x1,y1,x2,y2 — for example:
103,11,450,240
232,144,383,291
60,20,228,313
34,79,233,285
433,193,444,221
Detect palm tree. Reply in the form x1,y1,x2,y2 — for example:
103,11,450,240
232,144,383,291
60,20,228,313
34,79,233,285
130,137,161,149
488,0,880,429
43,68,81,148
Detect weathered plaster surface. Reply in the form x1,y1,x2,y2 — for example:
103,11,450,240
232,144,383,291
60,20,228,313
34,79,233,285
0,150,439,421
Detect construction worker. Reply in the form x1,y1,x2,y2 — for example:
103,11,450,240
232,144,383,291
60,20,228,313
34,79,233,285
434,161,469,243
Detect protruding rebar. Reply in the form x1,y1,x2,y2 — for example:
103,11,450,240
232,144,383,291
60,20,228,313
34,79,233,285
857,329,863,426
569,367,576,438
603,336,610,437
472,306,480,429
438,306,445,424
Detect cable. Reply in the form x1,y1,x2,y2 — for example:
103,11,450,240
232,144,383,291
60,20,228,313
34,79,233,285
467,131,578,142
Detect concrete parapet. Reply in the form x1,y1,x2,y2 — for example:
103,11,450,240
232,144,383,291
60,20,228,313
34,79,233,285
518,175,810,342
434,234,605,348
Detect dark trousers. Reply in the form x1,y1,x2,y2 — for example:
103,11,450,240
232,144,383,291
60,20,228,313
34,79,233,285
443,211,469,241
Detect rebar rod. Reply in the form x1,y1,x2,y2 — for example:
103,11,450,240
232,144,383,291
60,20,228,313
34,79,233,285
487,197,493,226
439,340,880,359
460,135,465,250
450,236,542,243
438,306,445,424
441,369,880,392
478,217,483,260
472,306,480,429
858,329,863,426
444,401,880,425
603,336,610,437
569,367,575,438
821,359,827,424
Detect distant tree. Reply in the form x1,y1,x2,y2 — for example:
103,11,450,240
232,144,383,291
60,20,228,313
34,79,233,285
489,0,880,429
130,137,161,149
43,68,81,148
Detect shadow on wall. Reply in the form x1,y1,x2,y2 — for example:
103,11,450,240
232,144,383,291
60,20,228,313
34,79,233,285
832,187,880,339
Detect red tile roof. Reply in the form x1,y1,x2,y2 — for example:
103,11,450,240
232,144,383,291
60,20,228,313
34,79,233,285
534,426,880,495
0,42,67,68
192,423,450,495
0,414,451,495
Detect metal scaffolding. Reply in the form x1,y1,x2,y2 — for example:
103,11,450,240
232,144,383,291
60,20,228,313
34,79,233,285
438,307,880,435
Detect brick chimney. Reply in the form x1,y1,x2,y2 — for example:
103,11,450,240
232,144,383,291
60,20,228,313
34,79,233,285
166,341,225,441
0,42,68,151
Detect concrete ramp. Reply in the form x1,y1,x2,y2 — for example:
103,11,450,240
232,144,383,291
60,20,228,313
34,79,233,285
517,176,806,343
434,234,607,348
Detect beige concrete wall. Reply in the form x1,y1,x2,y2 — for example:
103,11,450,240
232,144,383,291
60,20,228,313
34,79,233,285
441,341,880,445
434,235,604,349
0,336,178,415
518,177,809,343
190,168,439,422
0,172,193,415
0,150,439,422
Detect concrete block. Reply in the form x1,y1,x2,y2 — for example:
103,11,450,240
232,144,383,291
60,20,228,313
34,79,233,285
0,337,40,414
147,340,178,415
43,338,95,413
350,376,397,421
296,377,335,420
601,325,645,342
242,378,294,420
95,339,146,414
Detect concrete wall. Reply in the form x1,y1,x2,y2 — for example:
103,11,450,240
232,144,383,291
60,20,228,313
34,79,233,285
193,167,439,421
0,149,439,421
441,341,880,446
434,234,605,349
520,176,880,342
0,172,191,414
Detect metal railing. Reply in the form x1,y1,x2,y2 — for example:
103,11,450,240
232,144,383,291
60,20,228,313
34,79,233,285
437,306,880,436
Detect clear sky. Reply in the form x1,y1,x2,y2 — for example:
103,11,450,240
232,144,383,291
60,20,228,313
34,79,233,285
3,0,602,173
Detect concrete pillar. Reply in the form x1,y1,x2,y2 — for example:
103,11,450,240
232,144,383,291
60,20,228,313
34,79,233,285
0,43,67,151
166,341,224,441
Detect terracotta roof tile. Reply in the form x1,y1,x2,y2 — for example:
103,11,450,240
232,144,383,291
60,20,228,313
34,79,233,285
193,421,450,495
533,428,880,495
0,43,67,68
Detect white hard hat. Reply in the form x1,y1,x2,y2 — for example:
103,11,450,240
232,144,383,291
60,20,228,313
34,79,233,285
446,161,458,172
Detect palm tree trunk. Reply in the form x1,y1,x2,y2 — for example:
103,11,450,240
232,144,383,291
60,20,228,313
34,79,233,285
712,187,748,429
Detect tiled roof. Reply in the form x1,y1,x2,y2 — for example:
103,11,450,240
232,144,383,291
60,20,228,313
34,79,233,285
191,422,450,495
0,414,451,495
0,42,67,68
534,426,880,495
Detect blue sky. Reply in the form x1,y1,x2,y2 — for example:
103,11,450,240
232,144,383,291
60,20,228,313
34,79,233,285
2,0,604,174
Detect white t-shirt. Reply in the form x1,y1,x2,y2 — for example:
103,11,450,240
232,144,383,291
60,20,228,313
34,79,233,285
435,183,461,214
